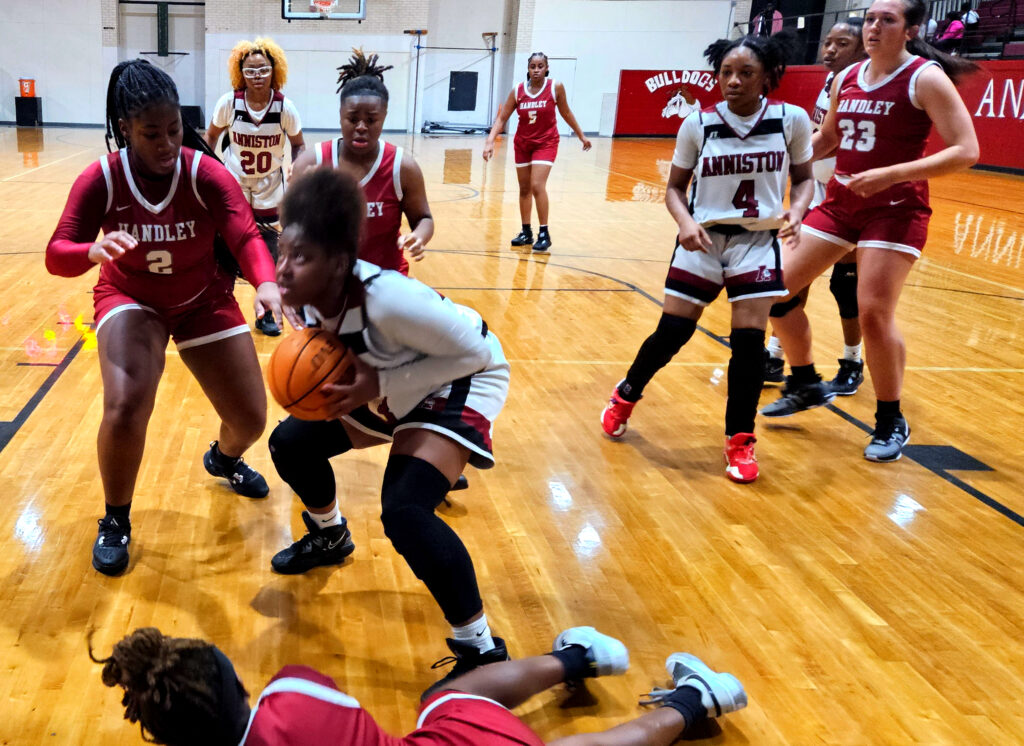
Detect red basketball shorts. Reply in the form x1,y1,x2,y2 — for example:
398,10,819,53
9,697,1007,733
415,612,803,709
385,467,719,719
93,279,250,350
802,181,932,259
407,690,545,745
514,137,559,167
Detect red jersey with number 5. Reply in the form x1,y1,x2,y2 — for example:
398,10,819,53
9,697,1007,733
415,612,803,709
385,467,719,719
515,78,559,147
831,56,936,207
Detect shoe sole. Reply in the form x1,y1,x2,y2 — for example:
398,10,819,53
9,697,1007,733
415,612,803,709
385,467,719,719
666,653,747,715
554,626,629,677
864,431,910,463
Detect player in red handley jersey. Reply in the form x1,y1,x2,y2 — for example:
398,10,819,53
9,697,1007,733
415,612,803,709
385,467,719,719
760,0,979,463
483,52,592,253
92,624,748,746
45,60,285,576
290,49,434,276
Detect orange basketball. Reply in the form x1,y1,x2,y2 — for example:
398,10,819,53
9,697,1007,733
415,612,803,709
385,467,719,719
267,328,355,420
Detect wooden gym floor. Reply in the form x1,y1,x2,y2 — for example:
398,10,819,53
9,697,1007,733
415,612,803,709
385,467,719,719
0,126,1022,744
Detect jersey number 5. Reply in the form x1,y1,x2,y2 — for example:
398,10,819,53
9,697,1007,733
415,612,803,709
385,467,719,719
838,119,876,152
239,150,272,175
146,250,173,274
731,179,759,218
528,110,538,125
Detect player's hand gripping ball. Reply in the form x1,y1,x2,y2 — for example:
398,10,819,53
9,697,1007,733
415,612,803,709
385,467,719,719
267,328,355,420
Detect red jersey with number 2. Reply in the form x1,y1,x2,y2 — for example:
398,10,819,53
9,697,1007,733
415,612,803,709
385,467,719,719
515,78,559,147
831,55,936,209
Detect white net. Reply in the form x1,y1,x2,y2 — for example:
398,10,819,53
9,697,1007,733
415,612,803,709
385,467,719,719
282,0,363,20
311,0,337,18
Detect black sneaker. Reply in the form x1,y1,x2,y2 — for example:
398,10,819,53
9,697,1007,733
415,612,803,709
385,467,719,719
763,352,785,385
828,358,864,396
510,230,533,247
203,442,270,498
422,637,510,700
533,230,551,252
255,310,281,337
93,516,131,576
759,376,835,417
271,511,355,574
864,416,910,462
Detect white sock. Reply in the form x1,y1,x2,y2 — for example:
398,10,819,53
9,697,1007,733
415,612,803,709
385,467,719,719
843,344,862,362
309,504,342,528
767,336,784,359
452,614,495,652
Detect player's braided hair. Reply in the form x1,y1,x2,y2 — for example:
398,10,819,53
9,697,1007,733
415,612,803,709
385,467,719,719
227,37,289,91
899,0,979,83
336,47,393,102
703,30,800,94
89,628,246,746
104,59,219,159
281,169,364,263
527,52,550,80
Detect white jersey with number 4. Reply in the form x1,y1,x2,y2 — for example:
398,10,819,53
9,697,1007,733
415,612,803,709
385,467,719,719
212,90,301,179
672,99,812,232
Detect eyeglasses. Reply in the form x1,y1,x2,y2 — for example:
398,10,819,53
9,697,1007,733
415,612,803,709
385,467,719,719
242,66,273,79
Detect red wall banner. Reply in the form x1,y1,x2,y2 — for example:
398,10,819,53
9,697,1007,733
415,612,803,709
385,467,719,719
616,62,1024,172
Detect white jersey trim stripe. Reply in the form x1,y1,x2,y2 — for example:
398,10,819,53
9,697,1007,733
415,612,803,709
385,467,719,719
314,141,325,167
190,152,207,209
239,677,363,744
392,146,404,201
98,157,113,216
802,224,856,249
360,139,386,187
908,60,940,110
176,324,250,350
119,148,181,215
856,55,919,93
858,239,921,258
416,692,508,729
95,303,152,334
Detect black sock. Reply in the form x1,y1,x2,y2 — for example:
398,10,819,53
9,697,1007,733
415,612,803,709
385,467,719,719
211,441,240,467
725,327,765,436
790,363,820,386
621,314,698,402
538,224,549,235
105,503,132,522
662,685,706,730
521,223,532,235
876,399,901,421
549,644,592,681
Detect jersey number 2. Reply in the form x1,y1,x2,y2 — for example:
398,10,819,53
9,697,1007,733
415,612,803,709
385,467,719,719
838,119,876,152
146,250,173,275
239,150,272,175
731,179,759,218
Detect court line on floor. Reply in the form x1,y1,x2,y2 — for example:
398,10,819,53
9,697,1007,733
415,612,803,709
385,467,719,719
436,248,1024,529
0,338,84,453
0,148,93,182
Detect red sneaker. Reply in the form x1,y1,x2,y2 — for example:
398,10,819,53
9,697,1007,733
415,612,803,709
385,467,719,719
724,433,758,483
601,386,637,438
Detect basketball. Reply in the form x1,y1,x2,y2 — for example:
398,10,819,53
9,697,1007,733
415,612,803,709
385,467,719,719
267,328,355,420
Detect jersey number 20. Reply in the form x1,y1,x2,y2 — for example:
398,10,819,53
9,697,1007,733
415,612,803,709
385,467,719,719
239,150,272,175
838,119,876,152
732,179,759,218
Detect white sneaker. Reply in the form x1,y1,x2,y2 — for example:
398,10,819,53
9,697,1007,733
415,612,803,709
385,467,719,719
553,626,629,677
665,653,747,717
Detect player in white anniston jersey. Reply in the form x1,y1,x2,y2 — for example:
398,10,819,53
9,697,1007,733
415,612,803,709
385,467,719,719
205,38,304,335
765,18,868,395
601,32,814,484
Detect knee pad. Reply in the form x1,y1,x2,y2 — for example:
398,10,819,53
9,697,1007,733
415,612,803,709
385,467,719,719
269,418,352,509
829,262,859,319
729,327,765,361
769,294,804,319
380,455,452,552
257,222,280,263
652,313,698,356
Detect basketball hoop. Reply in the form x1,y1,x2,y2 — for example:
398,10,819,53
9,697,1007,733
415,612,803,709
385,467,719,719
310,0,337,18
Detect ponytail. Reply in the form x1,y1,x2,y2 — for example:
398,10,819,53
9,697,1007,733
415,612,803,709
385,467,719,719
906,37,980,84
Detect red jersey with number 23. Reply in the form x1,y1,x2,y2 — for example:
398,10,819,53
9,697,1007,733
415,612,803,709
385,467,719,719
831,55,937,209
515,78,559,147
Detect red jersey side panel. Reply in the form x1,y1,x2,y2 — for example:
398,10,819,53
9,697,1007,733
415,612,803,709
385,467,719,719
314,138,409,275
514,78,559,147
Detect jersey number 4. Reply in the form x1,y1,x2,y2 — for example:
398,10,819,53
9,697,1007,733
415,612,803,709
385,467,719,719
732,179,759,218
838,119,876,152
239,150,272,175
